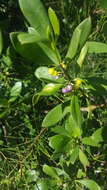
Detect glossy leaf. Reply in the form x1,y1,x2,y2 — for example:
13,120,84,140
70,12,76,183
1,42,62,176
79,149,89,168
66,28,81,59
48,7,60,37
19,0,52,39
0,29,3,55
42,104,62,127
35,67,58,82
10,32,59,65
76,179,101,190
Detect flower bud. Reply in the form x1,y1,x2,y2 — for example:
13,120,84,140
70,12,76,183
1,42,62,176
74,78,83,89
60,62,66,69
48,68,58,76
61,84,73,94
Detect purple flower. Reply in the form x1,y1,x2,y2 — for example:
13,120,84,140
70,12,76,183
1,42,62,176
61,84,73,94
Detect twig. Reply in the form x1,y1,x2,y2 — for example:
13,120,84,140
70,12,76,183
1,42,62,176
80,103,106,112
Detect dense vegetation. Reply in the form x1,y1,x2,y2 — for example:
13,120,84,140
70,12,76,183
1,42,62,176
0,0,107,189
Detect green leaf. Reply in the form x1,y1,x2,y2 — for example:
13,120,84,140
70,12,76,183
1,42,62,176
43,164,58,179
49,134,70,153
91,128,103,143
42,104,62,127
82,128,103,147
51,126,70,137
77,41,107,67
77,43,88,67
66,17,91,60
0,29,3,55
76,179,101,190
32,94,40,105
78,17,91,49
79,149,89,168
35,67,58,82
66,28,81,59
82,137,99,147
10,82,22,102
35,66,65,83
10,32,59,65
28,27,37,34
67,115,81,137
48,7,60,37
40,83,63,96
69,146,79,164
18,32,47,44
37,180,50,190
71,95,82,130
19,0,52,39
88,41,107,53
63,106,70,118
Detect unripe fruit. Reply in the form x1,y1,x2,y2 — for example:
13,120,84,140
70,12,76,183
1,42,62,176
40,83,63,96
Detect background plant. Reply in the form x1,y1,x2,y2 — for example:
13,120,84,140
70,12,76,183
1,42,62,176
0,0,107,189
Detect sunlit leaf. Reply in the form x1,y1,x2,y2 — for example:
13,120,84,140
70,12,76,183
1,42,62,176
48,7,60,37
66,28,81,59
19,0,52,39
79,149,89,168
88,41,107,53
43,164,58,178
42,104,62,127
69,146,79,164
77,43,88,66
76,179,101,190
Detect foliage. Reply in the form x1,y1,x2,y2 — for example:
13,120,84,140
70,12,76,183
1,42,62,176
0,0,107,189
